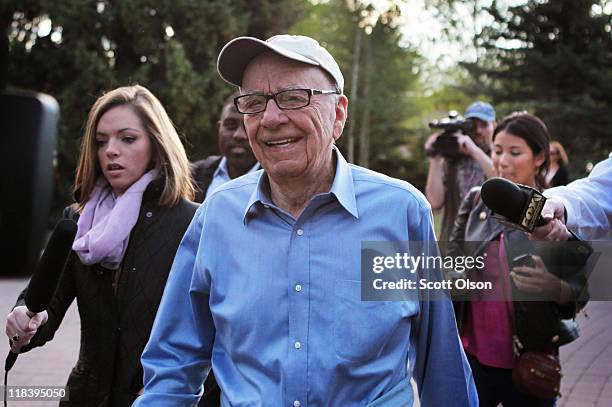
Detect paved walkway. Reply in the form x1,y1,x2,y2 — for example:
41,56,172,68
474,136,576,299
1,278,611,406
558,302,612,407
1,279,79,406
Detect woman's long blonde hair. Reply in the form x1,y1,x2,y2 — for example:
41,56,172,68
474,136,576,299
74,85,195,210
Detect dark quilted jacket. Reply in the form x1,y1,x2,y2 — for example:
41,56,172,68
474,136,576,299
191,155,222,203
16,180,198,406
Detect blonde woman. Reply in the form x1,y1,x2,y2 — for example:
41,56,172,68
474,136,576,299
546,140,570,187
5,85,198,406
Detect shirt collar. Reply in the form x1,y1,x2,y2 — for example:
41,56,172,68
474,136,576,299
215,156,261,178
329,146,359,219
213,156,229,179
242,146,359,224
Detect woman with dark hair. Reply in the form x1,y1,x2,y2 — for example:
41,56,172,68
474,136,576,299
448,112,588,406
546,140,570,187
5,85,198,406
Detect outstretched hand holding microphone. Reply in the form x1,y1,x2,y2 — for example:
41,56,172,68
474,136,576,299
480,176,571,241
528,198,572,241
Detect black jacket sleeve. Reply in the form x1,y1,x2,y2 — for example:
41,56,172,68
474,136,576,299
553,238,591,319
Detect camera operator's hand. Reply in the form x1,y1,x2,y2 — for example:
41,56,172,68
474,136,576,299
424,132,442,159
425,132,445,209
457,134,479,157
456,133,495,178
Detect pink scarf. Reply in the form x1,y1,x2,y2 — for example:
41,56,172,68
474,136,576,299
72,170,157,270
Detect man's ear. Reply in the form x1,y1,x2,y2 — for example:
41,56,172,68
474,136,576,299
332,95,348,142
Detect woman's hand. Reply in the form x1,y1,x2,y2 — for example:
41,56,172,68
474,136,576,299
510,255,570,303
5,306,48,348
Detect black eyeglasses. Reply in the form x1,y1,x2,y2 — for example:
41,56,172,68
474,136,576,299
234,88,340,115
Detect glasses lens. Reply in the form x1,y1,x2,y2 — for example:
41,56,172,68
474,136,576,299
276,89,310,109
237,95,266,114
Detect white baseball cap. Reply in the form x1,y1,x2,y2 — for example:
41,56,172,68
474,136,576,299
217,34,344,92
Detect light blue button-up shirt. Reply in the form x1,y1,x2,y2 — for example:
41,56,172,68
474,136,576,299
135,149,477,406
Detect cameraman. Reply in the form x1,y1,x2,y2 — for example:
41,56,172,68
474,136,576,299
425,101,496,241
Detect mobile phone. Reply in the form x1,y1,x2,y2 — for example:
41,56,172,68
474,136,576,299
511,254,535,275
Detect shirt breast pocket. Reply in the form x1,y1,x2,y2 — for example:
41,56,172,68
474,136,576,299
333,279,409,363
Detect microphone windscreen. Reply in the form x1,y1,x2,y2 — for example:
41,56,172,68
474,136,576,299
481,177,526,223
24,219,78,314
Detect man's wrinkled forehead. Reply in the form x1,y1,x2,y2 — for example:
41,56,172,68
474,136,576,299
241,52,336,92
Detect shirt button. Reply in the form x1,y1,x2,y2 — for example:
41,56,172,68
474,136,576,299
146,211,153,218
295,284,302,292
296,229,304,236
294,341,301,349
293,400,300,407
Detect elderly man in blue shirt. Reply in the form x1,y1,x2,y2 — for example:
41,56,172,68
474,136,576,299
135,34,477,407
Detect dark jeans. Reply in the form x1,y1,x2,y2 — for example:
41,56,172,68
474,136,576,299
467,353,556,407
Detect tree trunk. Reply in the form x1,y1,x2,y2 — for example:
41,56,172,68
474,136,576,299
347,26,361,163
358,33,371,168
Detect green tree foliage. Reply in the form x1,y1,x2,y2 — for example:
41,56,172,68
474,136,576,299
2,0,302,215
463,0,612,172
291,0,426,186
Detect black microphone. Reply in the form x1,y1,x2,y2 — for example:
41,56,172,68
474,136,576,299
5,218,77,372
481,177,546,233
24,219,78,314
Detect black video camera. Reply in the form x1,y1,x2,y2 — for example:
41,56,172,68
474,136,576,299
427,111,476,159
